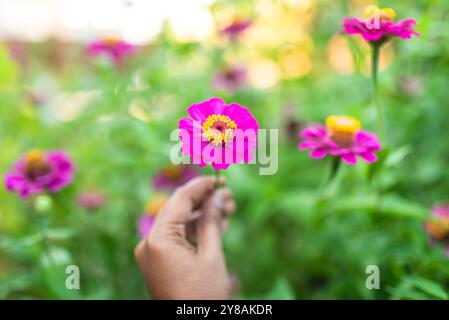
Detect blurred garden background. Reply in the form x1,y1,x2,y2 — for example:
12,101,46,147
1,0,449,299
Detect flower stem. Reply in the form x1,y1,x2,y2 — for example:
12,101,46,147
371,43,384,142
316,157,342,204
328,156,341,185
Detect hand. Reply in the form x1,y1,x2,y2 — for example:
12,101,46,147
134,176,236,300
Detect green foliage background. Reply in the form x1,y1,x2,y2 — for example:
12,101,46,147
1,0,449,299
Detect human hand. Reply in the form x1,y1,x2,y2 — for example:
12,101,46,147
134,176,236,300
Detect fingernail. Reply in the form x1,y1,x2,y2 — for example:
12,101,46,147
212,192,225,211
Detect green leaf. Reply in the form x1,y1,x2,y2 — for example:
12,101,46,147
410,277,448,300
41,246,81,299
367,148,390,181
385,145,412,167
380,195,429,220
263,278,296,300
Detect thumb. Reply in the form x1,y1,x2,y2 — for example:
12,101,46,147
196,189,226,258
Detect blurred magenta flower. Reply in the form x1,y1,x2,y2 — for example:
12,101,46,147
425,205,449,256
212,65,247,93
138,215,155,239
179,98,259,171
76,190,107,210
342,5,419,43
152,165,198,191
222,18,252,39
87,36,136,65
137,194,167,239
4,149,74,199
298,116,381,165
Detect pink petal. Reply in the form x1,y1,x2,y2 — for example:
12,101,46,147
300,125,326,139
341,153,357,165
298,140,322,150
310,149,327,159
187,98,225,121
360,152,378,163
212,162,230,170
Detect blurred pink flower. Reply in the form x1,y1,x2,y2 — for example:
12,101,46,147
76,190,107,210
425,204,449,257
152,165,199,191
137,194,167,239
222,18,252,39
138,215,155,239
298,116,381,165
4,149,74,199
179,98,259,171
342,6,419,43
212,65,247,93
87,37,136,65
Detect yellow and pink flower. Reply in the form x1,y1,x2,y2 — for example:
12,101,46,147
137,194,167,239
425,204,449,256
4,149,74,199
342,5,419,43
212,64,247,93
179,98,258,171
152,165,199,191
87,36,136,65
298,116,381,165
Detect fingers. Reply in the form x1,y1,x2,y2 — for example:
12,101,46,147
212,189,235,217
213,189,236,232
196,187,236,257
158,176,226,227
196,196,222,257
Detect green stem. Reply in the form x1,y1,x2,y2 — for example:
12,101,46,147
371,43,384,142
327,156,341,186
319,156,341,193
371,43,386,208
34,213,55,267
315,157,342,211
31,196,55,267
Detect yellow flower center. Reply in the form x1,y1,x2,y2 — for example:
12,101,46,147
326,115,361,147
24,149,51,181
426,218,449,240
201,114,237,146
145,194,167,216
103,36,120,46
25,149,44,163
162,165,183,181
364,5,397,21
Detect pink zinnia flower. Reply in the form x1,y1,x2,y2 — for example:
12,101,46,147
152,165,199,191
137,194,167,239
76,190,107,210
4,149,74,199
138,215,155,239
425,204,449,257
342,5,419,43
212,65,247,93
298,115,381,165
221,18,252,39
178,98,259,171
87,36,136,65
